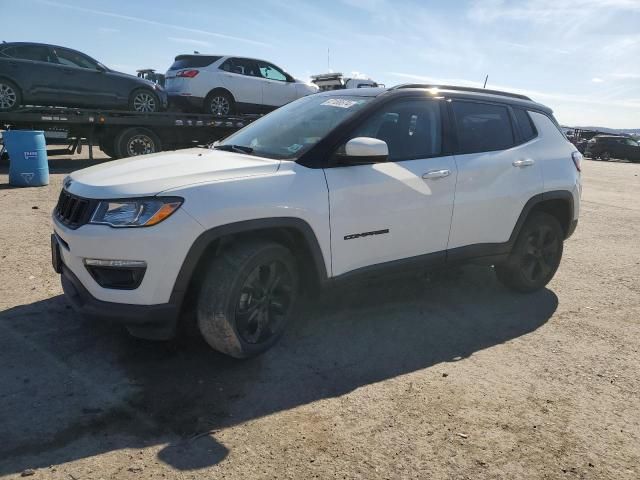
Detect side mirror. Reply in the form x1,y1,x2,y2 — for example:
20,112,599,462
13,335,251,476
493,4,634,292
340,137,388,164
96,64,106,73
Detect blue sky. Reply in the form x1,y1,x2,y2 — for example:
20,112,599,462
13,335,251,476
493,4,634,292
3,0,640,128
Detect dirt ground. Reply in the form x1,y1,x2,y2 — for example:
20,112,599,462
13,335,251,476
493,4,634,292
0,153,638,479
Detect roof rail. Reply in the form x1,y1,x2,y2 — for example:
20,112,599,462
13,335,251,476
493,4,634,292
390,84,532,101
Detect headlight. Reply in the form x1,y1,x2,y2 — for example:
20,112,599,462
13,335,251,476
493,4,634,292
90,197,182,227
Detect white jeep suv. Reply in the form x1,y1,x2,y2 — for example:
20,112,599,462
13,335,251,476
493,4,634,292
52,85,582,358
164,54,318,115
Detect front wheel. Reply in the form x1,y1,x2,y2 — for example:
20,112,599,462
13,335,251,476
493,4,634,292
495,212,564,293
600,151,611,161
197,241,300,358
129,89,160,113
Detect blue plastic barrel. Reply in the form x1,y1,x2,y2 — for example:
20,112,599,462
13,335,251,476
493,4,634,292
3,130,49,187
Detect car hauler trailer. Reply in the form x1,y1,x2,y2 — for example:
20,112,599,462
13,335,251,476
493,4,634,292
0,107,259,160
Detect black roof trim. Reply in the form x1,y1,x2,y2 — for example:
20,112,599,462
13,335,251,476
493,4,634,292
390,84,532,101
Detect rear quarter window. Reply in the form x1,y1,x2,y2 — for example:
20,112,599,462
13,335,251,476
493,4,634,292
169,55,221,69
452,101,515,154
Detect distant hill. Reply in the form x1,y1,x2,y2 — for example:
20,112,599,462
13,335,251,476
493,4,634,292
562,126,640,135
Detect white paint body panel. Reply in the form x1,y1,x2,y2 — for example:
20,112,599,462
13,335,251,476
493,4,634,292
325,156,457,276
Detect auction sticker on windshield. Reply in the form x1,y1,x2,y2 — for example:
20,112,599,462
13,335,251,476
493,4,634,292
321,98,361,108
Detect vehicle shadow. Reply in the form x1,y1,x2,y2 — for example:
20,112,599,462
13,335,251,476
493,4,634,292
0,265,558,474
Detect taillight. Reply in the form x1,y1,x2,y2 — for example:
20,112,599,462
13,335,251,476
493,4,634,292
571,151,582,172
177,69,199,78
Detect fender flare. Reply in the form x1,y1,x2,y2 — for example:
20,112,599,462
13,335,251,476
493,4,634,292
168,217,328,305
509,190,575,244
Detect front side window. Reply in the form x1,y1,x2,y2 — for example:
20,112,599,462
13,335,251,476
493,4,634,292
216,95,372,160
1,45,53,63
625,138,639,147
452,101,515,154
340,99,442,161
257,61,287,82
53,48,98,69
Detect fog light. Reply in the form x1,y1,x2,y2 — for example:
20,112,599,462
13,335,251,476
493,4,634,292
84,259,147,289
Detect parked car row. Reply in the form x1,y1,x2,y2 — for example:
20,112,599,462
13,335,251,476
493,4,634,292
0,42,318,115
584,135,640,162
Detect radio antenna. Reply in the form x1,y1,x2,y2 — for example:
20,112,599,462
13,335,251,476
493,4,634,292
483,75,488,88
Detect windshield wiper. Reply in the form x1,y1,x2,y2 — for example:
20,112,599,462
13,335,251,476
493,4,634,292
213,144,254,154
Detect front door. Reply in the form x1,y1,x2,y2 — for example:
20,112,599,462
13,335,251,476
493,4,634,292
256,61,298,107
50,47,116,107
324,98,457,276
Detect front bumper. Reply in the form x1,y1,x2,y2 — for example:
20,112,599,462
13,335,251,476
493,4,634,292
61,263,179,340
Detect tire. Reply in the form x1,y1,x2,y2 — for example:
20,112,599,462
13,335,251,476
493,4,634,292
114,127,161,158
197,240,300,358
0,78,21,112
600,151,611,161
99,136,118,159
129,89,160,113
495,212,564,293
204,90,235,116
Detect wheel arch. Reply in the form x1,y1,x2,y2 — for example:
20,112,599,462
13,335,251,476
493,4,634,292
205,87,235,101
510,191,575,243
0,75,23,102
170,217,328,314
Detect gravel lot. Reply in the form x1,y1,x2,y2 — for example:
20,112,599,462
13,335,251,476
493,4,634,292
0,154,638,479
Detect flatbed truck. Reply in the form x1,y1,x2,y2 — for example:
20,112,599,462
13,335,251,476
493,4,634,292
0,107,259,160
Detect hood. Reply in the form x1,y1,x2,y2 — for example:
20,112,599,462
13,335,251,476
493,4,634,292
66,148,281,198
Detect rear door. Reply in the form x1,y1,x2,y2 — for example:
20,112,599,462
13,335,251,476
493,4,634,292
219,57,263,109
0,44,58,103
324,97,457,276
447,100,543,250
256,60,298,107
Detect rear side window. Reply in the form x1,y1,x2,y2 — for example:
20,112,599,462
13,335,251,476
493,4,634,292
513,108,536,142
220,58,260,77
345,98,442,161
1,45,54,62
452,101,514,154
169,55,221,69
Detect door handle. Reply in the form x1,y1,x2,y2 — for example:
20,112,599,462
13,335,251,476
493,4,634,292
422,169,451,180
513,159,535,167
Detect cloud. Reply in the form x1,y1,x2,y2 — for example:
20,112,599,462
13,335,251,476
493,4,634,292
592,77,604,83
611,73,640,80
37,0,273,48
167,37,213,49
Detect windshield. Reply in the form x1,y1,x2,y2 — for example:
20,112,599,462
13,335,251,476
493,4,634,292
216,95,373,160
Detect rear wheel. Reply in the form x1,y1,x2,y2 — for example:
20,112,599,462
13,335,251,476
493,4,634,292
114,127,161,158
495,212,564,293
129,89,160,113
600,151,611,161
197,241,300,358
0,79,20,112
204,90,235,116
